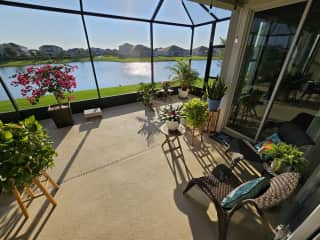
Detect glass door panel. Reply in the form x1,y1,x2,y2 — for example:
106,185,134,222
226,2,306,139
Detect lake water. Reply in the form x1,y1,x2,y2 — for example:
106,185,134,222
0,60,220,100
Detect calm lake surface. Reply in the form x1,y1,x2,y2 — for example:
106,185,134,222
0,60,220,100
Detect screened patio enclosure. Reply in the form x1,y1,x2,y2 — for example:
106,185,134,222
0,0,231,121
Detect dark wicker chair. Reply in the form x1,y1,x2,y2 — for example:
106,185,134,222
183,167,300,240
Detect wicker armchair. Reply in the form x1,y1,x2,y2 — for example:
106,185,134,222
183,168,300,240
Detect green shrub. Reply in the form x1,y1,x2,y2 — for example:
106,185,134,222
265,143,307,173
0,116,56,191
168,60,199,90
183,98,208,129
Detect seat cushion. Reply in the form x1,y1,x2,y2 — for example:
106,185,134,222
255,133,282,152
221,177,270,209
279,122,314,147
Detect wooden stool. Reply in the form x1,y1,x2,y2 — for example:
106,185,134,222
12,170,59,219
207,109,221,133
191,127,204,145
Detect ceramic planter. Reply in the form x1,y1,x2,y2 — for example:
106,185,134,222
178,88,189,98
207,98,221,111
166,120,179,131
48,103,74,128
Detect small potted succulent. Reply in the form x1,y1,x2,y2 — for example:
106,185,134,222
0,116,56,192
160,104,186,131
138,82,155,110
205,76,227,111
11,64,77,128
183,98,208,129
162,81,170,93
265,143,307,173
168,60,199,98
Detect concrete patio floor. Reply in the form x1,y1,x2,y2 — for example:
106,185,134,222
0,96,275,240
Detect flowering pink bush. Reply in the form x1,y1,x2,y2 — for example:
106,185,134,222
11,64,77,105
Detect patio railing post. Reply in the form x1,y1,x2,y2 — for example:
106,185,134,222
150,22,155,85
189,26,194,65
204,22,216,90
79,0,101,99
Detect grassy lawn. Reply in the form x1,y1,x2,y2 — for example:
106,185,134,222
0,56,213,68
0,79,204,113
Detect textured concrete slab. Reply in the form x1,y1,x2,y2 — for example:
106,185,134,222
0,97,274,240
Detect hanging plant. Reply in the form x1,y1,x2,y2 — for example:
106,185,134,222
0,116,57,192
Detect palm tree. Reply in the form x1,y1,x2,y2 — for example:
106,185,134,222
168,60,199,90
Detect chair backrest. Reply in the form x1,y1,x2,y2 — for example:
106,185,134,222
253,172,300,210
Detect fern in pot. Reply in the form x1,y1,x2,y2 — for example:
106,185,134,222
0,116,56,193
168,60,199,98
264,143,307,174
183,98,208,129
206,76,227,111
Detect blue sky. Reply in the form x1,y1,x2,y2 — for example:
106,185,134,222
0,0,230,49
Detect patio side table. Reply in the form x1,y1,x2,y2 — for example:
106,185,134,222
160,124,185,155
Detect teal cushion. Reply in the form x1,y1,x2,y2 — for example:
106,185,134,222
221,177,270,209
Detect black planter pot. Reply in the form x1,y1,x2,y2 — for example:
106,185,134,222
48,103,74,128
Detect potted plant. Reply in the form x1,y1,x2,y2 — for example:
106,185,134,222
11,64,77,128
183,98,208,129
138,82,155,110
0,116,56,192
264,143,307,173
160,104,186,131
162,81,170,94
205,76,227,111
168,60,199,98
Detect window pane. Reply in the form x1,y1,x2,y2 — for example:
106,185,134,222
210,7,231,19
5,0,79,10
226,2,305,139
85,17,151,96
214,20,230,45
156,0,191,25
83,0,158,19
192,25,210,87
0,6,98,110
0,80,15,113
184,1,213,24
154,24,193,85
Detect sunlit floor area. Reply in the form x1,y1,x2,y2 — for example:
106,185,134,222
0,96,276,240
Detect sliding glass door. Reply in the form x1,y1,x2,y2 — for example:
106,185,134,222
226,2,306,139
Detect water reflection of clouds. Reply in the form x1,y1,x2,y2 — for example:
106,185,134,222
123,62,151,76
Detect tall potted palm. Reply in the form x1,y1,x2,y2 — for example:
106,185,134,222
168,60,199,98
206,76,227,111
11,64,77,128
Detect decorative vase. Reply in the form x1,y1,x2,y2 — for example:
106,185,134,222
166,120,179,131
48,103,74,128
178,88,189,98
207,98,221,111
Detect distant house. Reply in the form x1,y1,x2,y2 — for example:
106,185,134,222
90,48,105,57
28,49,39,57
155,45,188,57
0,43,30,59
66,48,87,58
193,46,208,56
130,45,150,58
105,48,118,56
118,43,134,57
39,45,63,57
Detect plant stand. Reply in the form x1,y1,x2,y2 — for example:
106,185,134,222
207,109,221,133
12,171,59,219
191,127,203,145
